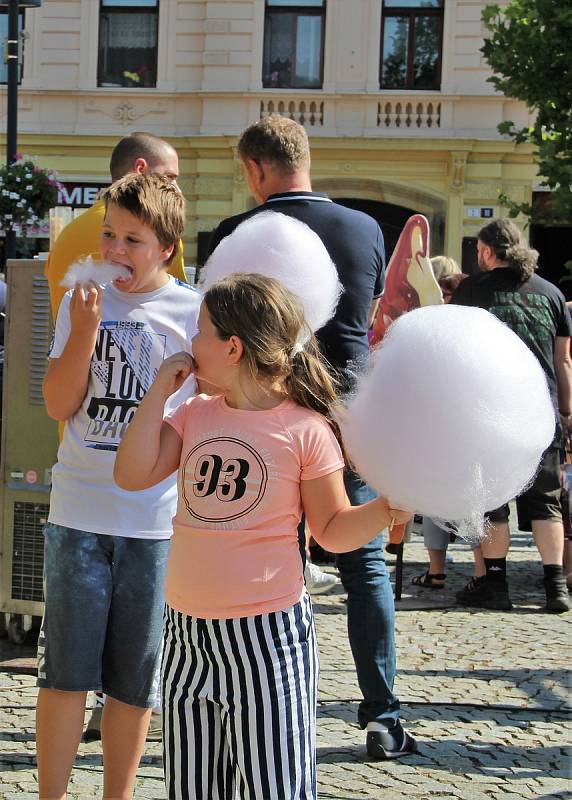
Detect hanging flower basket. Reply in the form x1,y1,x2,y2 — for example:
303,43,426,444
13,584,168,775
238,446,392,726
0,154,62,237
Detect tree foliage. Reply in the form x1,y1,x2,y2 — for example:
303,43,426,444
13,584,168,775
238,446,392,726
482,0,572,222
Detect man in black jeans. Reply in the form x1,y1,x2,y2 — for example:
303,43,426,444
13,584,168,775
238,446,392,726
453,218,572,613
207,115,417,759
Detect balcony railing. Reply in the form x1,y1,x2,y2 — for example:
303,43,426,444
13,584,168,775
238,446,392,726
260,99,324,127
378,100,440,129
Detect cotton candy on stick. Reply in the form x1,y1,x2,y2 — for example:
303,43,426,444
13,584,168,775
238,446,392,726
200,212,343,334
340,304,556,538
60,257,130,289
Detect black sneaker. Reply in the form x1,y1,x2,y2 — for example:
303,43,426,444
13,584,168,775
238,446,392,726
455,575,512,610
543,576,571,613
366,721,418,760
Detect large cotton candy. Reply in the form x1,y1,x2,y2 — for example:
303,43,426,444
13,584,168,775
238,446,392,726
200,212,342,333
340,304,555,537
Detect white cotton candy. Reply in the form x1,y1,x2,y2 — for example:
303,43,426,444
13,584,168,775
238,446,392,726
200,212,342,334
340,304,556,539
60,257,130,289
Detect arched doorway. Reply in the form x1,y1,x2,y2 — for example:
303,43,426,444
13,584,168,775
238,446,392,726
315,180,446,262
334,198,417,263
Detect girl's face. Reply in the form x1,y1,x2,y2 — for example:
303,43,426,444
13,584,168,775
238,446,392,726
191,304,238,394
100,204,173,294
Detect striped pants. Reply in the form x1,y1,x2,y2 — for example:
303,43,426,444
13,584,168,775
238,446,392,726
162,594,318,800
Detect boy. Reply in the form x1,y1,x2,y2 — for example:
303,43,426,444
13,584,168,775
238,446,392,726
36,173,201,800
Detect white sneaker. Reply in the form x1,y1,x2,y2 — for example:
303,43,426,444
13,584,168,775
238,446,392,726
304,562,339,595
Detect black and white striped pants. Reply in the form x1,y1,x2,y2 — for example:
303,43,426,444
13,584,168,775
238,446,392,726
162,594,318,800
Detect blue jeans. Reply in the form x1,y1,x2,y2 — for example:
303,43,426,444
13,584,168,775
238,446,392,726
37,524,169,708
337,469,400,729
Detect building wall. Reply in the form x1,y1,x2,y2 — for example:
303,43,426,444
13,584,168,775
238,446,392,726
2,0,537,265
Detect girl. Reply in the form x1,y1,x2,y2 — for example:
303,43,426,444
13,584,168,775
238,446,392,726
115,273,410,800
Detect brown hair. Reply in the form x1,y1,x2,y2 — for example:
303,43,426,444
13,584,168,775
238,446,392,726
478,218,538,281
101,172,184,264
237,116,311,174
109,132,177,182
203,273,346,455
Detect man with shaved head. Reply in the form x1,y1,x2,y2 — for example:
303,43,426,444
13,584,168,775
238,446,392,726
46,132,186,317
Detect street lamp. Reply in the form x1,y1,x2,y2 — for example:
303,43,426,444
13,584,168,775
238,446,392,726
2,0,42,262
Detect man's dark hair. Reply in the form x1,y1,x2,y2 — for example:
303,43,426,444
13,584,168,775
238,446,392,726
109,132,176,182
237,115,311,174
478,218,538,281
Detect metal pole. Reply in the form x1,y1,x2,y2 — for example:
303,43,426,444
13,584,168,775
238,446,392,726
5,0,19,262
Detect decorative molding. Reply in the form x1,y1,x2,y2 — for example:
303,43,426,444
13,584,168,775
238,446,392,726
83,99,168,127
450,152,468,192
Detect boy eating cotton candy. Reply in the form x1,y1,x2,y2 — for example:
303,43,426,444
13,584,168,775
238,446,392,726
35,173,201,800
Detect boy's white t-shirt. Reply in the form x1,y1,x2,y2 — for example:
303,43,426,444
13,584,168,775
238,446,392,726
48,277,201,539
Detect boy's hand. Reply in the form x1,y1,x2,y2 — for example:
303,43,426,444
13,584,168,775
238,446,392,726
154,352,194,398
69,282,102,339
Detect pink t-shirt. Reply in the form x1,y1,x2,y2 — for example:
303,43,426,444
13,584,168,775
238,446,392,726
165,394,344,619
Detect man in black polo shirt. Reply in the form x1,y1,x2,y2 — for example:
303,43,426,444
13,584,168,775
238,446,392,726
207,116,417,759
453,218,572,613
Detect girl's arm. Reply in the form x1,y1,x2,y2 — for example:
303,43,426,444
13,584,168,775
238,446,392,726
301,469,412,553
114,352,193,491
43,285,102,421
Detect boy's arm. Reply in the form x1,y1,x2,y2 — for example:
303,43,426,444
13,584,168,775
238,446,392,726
301,470,412,553
114,352,192,491
43,285,102,421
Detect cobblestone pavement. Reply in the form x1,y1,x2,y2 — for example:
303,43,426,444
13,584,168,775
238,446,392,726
0,528,570,799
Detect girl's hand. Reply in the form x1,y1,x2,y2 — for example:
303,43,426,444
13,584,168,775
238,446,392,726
387,507,413,527
154,352,195,398
69,282,102,338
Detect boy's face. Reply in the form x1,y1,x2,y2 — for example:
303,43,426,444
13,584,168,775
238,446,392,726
100,204,173,293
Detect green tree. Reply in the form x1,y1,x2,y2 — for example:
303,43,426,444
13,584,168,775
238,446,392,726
482,0,572,222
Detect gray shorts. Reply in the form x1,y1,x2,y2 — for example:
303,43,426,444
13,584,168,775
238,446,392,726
37,523,169,708
422,518,479,551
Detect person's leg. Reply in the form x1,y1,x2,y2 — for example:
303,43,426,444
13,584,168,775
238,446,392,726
162,607,235,799
101,698,152,799
473,545,486,578
36,525,112,797
337,469,415,757
532,518,565,565
456,512,512,610
101,537,170,795
532,519,570,612
412,518,448,588
519,442,570,612
226,596,318,799
36,689,87,799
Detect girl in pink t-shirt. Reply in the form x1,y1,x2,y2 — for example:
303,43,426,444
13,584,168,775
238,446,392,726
115,274,410,800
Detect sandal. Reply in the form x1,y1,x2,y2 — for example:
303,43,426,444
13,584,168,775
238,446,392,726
411,571,446,589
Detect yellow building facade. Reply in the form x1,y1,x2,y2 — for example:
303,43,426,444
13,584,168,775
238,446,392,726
3,0,538,269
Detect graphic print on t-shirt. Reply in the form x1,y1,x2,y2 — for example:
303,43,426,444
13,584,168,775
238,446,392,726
85,321,166,450
182,437,268,523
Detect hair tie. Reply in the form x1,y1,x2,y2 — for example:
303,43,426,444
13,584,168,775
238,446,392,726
290,342,304,358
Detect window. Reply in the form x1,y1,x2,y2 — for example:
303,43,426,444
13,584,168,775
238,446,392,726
97,0,159,88
263,0,326,89
0,11,24,85
380,0,443,91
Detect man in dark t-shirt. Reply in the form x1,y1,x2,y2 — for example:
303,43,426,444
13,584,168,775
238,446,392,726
207,116,418,759
452,218,572,613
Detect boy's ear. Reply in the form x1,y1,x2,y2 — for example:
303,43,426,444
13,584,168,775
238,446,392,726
161,243,175,263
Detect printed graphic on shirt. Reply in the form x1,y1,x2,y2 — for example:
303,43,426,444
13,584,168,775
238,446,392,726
85,321,166,450
491,291,555,346
182,437,268,523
